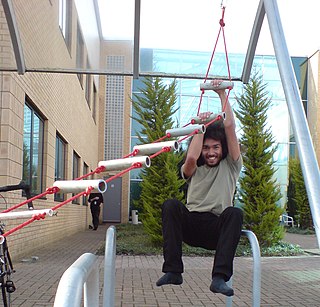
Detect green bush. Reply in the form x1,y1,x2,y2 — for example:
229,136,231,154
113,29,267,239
288,158,313,229
235,73,284,246
96,224,304,257
131,77,185,245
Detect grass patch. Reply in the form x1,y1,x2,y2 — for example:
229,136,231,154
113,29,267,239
285,226,315,235
96,223,304,257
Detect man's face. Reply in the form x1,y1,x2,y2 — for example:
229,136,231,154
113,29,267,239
201,138,223,167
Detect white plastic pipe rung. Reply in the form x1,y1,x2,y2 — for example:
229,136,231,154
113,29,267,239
221,0,227,8
200,81,234,91
0,209,53,221
190,112,226,125
133,141,179,155
98,156,151,171
166,124,206,138
53,179,107,194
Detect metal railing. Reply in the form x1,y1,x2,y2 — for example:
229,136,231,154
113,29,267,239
53,226,116,307
103,225,116,307
53,253,99,307
54,227,260,307
226,230,261,307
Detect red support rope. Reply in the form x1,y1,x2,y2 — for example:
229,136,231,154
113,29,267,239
197,7,227,116
149,147,171,159
2,213,47,238
178,128,203,143
105,164,142,183
51,190,89,211
123,151,137,158
1,187,59,213
152,134,169,143
75,165,106,180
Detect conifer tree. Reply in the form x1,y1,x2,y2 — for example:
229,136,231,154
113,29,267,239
235,73,284,246
131,77,185,245
288,158,312,229
286,158,297,218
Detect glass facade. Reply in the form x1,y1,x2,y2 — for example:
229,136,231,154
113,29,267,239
54,134,66,202
23,102,44,195
131,49,307,209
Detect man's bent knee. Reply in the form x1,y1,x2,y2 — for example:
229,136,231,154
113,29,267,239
162,199,182,214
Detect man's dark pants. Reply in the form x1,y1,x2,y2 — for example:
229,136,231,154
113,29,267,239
161,199,243,281
90,204,100,230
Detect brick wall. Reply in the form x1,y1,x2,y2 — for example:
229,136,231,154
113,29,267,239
0,0,106,260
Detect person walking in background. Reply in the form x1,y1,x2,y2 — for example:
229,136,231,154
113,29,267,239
88,192,103,230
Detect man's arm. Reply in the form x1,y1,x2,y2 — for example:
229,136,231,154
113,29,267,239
182,112,212,178
214,85,240,161
182,134,203,179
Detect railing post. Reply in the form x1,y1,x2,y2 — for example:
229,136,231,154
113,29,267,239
84,262,99,306
103,225,116,307
53,253,99,307
226,230,261,307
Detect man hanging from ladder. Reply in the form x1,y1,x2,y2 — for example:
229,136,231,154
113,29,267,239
156,80,243,297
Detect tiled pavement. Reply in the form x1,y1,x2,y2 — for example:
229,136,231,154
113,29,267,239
7,224,320,306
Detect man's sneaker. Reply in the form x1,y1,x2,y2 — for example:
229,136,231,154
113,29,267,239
156,272,183,286
210,276,234,296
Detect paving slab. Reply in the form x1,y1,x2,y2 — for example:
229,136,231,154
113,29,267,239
5,224,320,306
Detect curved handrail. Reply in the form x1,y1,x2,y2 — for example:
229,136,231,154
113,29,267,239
103,225,116,307
226,230,261,307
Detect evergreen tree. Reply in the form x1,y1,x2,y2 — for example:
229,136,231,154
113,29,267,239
288,158,312,229
131,77,185,245
235,73,284,246
286,158,297,219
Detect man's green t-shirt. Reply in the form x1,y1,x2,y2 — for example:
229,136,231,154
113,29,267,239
181,154,242,216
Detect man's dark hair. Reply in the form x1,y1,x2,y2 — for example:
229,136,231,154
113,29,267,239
196,122,228,166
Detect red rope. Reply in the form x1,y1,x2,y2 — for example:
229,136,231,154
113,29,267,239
152,134,169,143
149,147,171,159
178,129,202,143
123,151,137,158
51,190,89,211
75,165,106,180
1,164,141,238
2,187,96,237
105,164,141,183
2,213,47,238
1,187,59,213
197,7,227,116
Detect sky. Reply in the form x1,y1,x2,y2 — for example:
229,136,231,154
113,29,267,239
98,0,320,57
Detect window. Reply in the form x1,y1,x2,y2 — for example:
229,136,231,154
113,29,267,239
85,72,91,108
105,63,125,160
59,0,72,50
23,102,44,195
76,21,84,85
54,134,66,202
72,151,80,204
92,83,97,122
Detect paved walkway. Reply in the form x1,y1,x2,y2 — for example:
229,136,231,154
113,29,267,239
8,224,320,306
